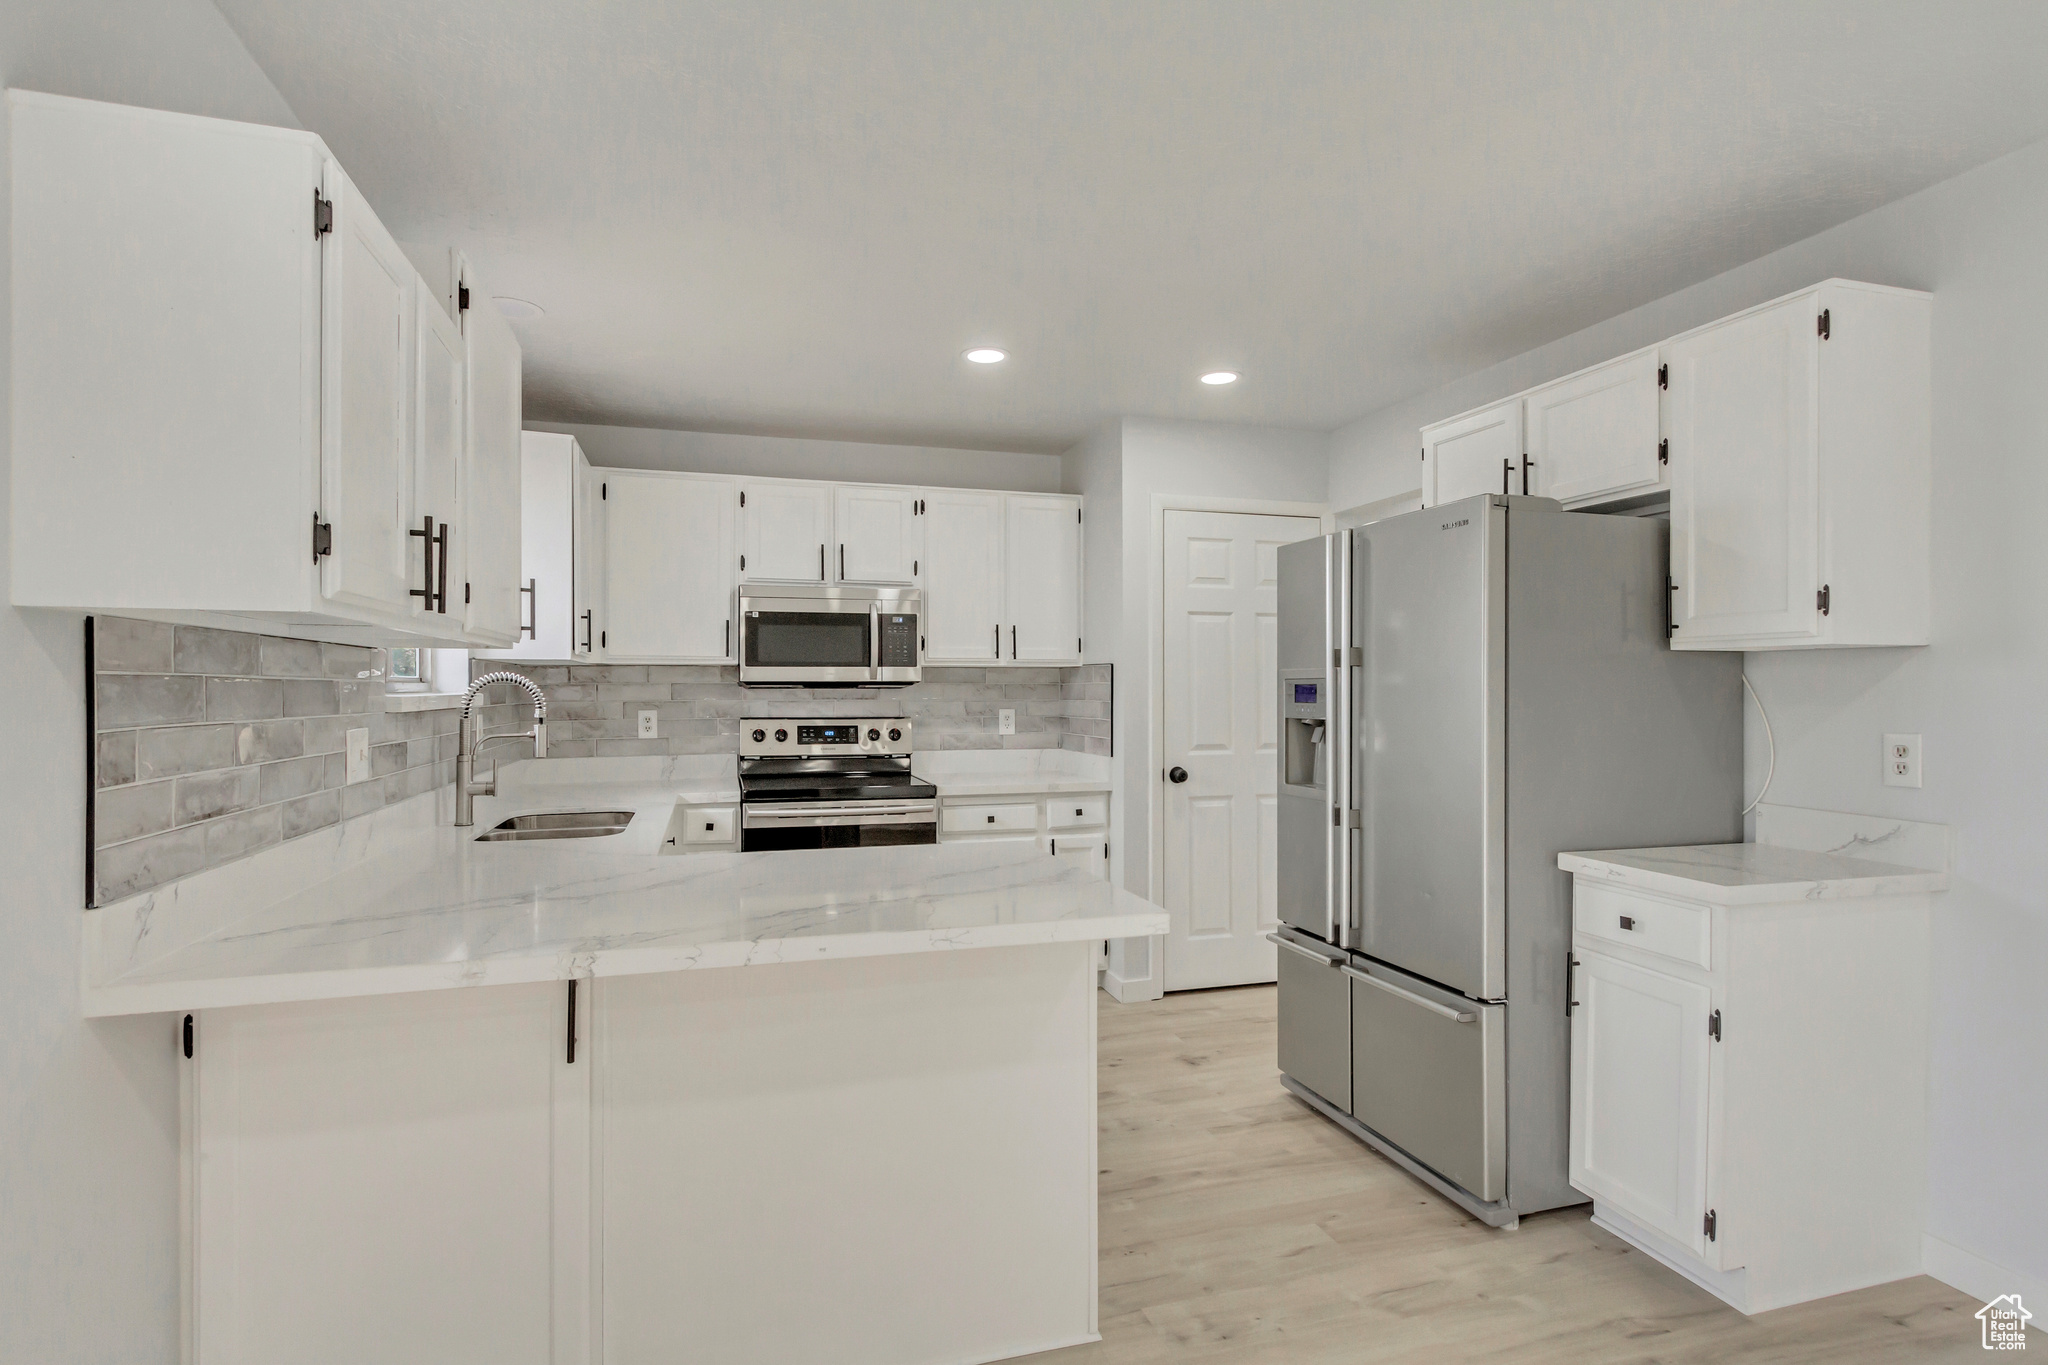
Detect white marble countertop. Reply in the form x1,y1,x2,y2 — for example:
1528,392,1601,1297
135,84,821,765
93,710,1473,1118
914,749,1114,797
82,757,1163,1018
1559,843,1951,905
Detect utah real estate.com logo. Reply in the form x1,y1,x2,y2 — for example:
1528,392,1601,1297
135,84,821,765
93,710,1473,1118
1979,1294,2031,1351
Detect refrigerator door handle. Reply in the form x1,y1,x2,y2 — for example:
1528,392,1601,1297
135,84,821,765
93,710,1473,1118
1267,933,1344,967
1341,964,1478,1023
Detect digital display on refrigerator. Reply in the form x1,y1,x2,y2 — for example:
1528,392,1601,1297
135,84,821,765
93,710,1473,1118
1293,683,1318,704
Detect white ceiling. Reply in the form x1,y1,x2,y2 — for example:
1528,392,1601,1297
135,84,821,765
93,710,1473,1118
213,0,2048,453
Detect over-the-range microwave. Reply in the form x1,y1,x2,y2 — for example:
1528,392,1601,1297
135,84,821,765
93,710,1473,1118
737,585,921,688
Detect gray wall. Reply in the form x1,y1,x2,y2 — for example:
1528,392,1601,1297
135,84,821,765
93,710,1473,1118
527,421,1065,492
90,619,456,903
0,5,304,1360
1327,134,2048,1292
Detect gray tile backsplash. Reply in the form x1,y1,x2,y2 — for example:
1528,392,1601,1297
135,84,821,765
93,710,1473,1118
90,617,458,905
469,661,1113,759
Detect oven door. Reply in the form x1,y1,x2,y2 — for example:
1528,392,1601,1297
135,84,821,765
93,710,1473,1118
739,599,875,686
740,799,939,851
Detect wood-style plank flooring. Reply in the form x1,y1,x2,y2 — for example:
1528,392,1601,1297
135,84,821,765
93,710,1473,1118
1034,984,1989,1364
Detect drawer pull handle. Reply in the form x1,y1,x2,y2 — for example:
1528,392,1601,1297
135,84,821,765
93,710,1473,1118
1075,807,1084,816
1265,932,1343,967
987,814,996,824
1341,964,1478,1023
1618,915,1636,931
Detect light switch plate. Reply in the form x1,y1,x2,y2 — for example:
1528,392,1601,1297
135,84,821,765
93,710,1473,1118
345,728,371,784
638,709,659,739
1884,733,1922,788
998,708,1016,735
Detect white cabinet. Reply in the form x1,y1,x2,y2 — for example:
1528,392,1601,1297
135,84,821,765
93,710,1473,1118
1669,282,1930,650
412,286,466,624
603,471,736,662
921,490,1005,663
573,447,606,659
458,255,525,645
835,485,922,585
1048,831,1108,879
478,433,584,661
186,984,582,1365
1569,947,1714,1256
1003,494,1084,664
1421,399,1521,507
1524,348,1665,506
739,480,832,583
7,91,521,648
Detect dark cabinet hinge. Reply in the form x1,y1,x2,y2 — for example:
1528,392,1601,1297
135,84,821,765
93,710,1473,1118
1817,308,1830,340
740,490,746,507
740,554,746,571
1658,362,1668,390
1658,438,1669,465
1817,584,1831,616
1709,1008,1722,1041
312,515,332,561
457,284,470,313
1420,446,1426,461
601,482,607,500
1078,508,1082,523
313,190,333,236
1704,1208,1718,1241
182,1014,194,1059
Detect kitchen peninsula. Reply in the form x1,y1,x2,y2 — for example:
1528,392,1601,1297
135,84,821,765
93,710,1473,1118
84,769,1163,1365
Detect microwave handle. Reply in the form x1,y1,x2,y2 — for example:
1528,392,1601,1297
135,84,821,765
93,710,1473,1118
871,604,881,670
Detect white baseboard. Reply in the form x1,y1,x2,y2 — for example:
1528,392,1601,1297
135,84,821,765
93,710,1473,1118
1100,966,1162,1004
1924,1233,2048,1322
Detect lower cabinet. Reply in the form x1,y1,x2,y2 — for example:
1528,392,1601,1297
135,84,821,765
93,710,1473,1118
936,789,1111,879
1048,830,1107,879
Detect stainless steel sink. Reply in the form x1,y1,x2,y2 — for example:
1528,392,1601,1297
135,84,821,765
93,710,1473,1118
474,810,635,842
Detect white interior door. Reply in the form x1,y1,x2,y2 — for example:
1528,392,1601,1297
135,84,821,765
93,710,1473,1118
1161,509,1321,991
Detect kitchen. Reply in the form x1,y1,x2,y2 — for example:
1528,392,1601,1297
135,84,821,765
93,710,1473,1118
5,4,2046,1364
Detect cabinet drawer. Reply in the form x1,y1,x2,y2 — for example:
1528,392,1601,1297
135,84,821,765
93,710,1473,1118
1573,881,1710,970
681,805,736,844
1046,795,1107,830
940,802,1039,834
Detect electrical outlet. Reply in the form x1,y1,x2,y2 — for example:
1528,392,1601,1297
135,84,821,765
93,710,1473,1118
1883,733,1922,788
998,708,1016,736
345,728,371,784
638,709,659,739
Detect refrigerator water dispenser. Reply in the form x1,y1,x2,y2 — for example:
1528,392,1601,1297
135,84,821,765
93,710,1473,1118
1282,673,1327,790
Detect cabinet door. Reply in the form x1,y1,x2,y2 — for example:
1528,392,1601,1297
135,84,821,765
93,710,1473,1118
1668,295,1820,645
482,433,575,660
1422,400,1521,507
604,471,736,661
922,490,1005,662
835,485,922,584
1048,831,1107,879
318,159,416,620
739,481,832,583
1003,494,1083,665
570,447,604,658
189,984,579,1365
1569,948,1715,1256
458,256,524,645
413,287,464,625
1525,350,1663,505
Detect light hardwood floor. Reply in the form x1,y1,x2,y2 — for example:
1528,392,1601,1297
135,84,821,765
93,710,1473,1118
1034,984,1991,1364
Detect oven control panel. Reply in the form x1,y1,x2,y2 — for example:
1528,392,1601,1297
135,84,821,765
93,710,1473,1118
741,717,912,758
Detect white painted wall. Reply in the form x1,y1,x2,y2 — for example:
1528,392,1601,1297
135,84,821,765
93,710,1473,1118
0,5,303,1360
1328,135,2048,1297
527,421,1064,493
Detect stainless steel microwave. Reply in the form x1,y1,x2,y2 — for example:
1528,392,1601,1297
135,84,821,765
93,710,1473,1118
737,585,922,688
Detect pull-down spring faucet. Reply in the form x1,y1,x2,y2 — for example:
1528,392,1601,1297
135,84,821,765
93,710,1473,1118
455,671,548,826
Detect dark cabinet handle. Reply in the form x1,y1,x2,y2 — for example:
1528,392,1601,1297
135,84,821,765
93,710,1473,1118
1168,766,1188,783
724,619,731,656
436,521,450,614
820,544,825,580
409,516,436,608
520,578,537,639
840,544,846,579
1521,455,1534,496
1566,955,1580,1016
1618,915,1636,931
994,625,1000,658
566,980,578,1064
1011,625,1017,659
1502,458,1511,495
581,609,594,653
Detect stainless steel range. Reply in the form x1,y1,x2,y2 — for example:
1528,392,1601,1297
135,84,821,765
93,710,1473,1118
738,717,937,851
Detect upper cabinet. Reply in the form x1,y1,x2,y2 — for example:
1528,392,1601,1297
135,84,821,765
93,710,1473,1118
1002,495,1084,665
602,471,736,663
739,481,832,583
922,491,1006,663
835,485,922,585
1421,400,1521,506
7,92,522,648
1668,283,1930,651
1523,349,1665,506
458,255,526,647
476,433,589,663
1418,279,1929,651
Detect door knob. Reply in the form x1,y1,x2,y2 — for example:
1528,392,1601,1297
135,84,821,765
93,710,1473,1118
1168,766,1189,784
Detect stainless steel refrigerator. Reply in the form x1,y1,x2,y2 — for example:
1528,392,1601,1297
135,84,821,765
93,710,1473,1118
1273,494,1742,1227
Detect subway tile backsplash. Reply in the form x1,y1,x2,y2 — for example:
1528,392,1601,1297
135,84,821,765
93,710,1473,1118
89,617,458,904
468,662,1113,759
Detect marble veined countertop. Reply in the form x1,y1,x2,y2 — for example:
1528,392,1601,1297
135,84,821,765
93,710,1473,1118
914,749,1114,796
81,758,1164,1018
1560,840,1950,905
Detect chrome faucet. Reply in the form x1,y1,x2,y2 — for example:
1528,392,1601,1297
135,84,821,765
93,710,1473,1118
456,671,549,826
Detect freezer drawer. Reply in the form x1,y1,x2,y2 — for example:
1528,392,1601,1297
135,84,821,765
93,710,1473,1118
1274,934,1350,1110
1348,956,1506,1203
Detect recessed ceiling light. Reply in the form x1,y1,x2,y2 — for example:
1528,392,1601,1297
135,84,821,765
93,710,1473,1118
1201,371,1239,386
493,296,545,320
964,348,1007,364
